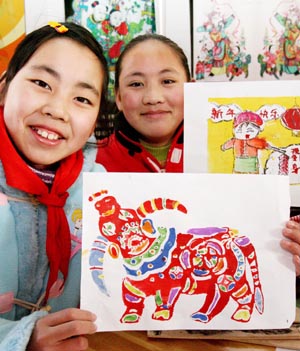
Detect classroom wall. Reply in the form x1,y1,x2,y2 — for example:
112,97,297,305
157,0,191,68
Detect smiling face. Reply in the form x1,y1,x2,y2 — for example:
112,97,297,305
234,122,261,140
1,37,104,168
115,40,188,146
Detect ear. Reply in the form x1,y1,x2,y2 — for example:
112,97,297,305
114,89,122,111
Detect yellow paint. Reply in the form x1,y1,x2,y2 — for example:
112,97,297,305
153,310,170,320
207,96,300,174
82,249,89,257
0,16,24,48
233,308,251,321
0,0,24,36
124,279,146,297
0,0,25,72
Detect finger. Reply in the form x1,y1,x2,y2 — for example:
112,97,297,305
56,319,97,340
32,319,97,349
286,220,300,230
282,221,300,244
280,238,300,256
34,309,97,343
44,308,96,327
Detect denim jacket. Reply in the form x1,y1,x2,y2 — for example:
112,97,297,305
0,143,104,350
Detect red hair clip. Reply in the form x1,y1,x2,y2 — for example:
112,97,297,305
48,21,68,33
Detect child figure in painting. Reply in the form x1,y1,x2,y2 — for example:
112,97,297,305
96,33,192,172
0,22,108,350
221,111,270,174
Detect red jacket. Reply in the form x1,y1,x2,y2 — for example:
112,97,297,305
96,114,183,172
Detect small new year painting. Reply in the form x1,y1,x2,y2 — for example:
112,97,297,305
184,81,300,206
81,172,294,331
193,0,300,81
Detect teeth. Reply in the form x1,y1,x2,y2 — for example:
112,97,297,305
36,128,59,140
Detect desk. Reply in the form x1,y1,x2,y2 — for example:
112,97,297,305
87,297,300,350
87,331,279,351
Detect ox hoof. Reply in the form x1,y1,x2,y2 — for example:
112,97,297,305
120,313,140,323
232,309,251,322
153,309,171,320
191,312,209,323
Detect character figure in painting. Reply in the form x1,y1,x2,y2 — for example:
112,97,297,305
195,3,251,81
221,111,270,174
258,1,300,78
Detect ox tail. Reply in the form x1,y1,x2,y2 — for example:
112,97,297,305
88,189,108,202
136,198,187,218
234,235,264,314
89,235,110,296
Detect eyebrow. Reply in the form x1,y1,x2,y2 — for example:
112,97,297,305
30,64,100,97
124,68,181,79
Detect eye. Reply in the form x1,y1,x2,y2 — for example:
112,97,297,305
75,96,92,105
163,79,176,85
129,81,143,88
32,79,50,90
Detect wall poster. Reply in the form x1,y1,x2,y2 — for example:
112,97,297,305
80,172,293,332
193,0,300,82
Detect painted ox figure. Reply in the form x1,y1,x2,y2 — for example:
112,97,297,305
88,191,264,324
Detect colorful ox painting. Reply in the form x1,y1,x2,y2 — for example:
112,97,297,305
88,191,264,324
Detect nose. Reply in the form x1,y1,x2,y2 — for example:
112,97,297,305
142,83,165,105
41,95,69,121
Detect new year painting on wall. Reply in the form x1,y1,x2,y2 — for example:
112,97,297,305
184,81,300,206
80,172,294,331
0,0,25,74
64,0,157,98
193,0,300,82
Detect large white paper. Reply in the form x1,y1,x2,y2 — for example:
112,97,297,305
81,172,294,331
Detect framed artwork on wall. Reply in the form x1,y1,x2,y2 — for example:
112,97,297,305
192,0,300,82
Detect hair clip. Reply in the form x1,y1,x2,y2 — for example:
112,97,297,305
48,21,68,33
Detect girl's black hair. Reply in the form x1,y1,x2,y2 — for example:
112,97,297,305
0,22,111,138
114,33,191,90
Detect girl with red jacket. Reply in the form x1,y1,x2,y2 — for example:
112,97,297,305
96,33,191,172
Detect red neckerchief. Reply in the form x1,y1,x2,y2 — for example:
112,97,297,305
0,107,83,302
